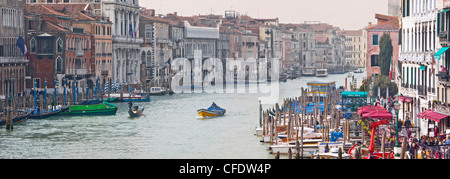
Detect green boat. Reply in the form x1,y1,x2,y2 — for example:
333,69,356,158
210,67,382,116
60,102,118,116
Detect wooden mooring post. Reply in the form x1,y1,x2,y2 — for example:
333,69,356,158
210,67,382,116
5,106,12,130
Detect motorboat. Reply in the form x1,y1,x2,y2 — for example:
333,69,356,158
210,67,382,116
197,102,226,118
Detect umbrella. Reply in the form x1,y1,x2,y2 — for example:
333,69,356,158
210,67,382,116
362,109,393,120
357,105,385,116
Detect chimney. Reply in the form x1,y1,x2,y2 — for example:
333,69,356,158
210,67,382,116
368,22,372,28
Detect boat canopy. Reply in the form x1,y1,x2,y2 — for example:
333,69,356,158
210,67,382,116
342,91,367,98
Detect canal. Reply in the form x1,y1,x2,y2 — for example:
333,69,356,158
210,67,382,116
0,72,366,159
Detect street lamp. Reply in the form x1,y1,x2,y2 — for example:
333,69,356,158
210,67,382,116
394,101,402,158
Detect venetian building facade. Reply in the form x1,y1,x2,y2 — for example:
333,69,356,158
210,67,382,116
399,0,441,136
102,0,142,86
0,0,27,99
338,30,367,68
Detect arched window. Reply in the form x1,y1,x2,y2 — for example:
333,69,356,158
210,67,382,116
56,38,63,53
141,51,146,65
146,51,152,66
56,56,63,73
30,38,36,53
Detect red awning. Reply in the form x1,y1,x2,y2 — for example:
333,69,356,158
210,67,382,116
416,109,433,118
417,110,449,122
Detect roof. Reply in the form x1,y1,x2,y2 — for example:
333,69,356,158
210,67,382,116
140,13,171,23
337,30,363,36
367,14,399,31
24,4,69,17
184,21,219,39
41,20,71,32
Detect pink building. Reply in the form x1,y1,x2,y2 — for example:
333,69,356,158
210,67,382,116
366,14,399,79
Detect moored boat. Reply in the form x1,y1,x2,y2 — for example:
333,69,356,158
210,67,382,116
103,93,150,102
316,69,328,77
149,87,166,96
60,102,118,116
269,138,322,157
197,102,226,118
29,107,69,119
0,110,32,126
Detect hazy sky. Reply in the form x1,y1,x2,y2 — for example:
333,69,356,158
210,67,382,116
140,0,388,30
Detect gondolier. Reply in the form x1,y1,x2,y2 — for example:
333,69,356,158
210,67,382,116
128,102,145,118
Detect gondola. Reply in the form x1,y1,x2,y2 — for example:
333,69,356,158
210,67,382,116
29,107,69,119
128,102,145,118
0,110,32,126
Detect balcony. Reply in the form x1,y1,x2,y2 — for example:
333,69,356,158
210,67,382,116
438,31,450,43
437,71,450,83
75,50,84,57
112,35,143,44
156,38,170,44
73,69,87,75
418,85,427,96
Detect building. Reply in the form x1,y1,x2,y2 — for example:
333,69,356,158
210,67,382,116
25,4,95,92
74,13,113,86
139,9,172,89
290,22,346,74
102,0,143,87
431,0,450,136
0,0,27,99
338,29,367,68
366,14,400,78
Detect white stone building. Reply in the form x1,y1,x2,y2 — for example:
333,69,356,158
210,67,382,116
398,0,441,136
102,0,143,86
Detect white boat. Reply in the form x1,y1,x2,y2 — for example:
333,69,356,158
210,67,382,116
149,87,166,95
270,138,322,157
312,148,352,159
317,142,345,154
302,68,315,76
316,69,328,77
260,127,316,143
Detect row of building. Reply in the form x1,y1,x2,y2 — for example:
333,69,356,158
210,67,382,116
0,0,371,99
361,0,450,138
394,0,450,137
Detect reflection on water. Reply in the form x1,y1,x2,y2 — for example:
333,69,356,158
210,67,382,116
0,73,365,159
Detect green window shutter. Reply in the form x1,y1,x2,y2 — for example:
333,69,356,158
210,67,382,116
407,67,409,86
373,34,379,45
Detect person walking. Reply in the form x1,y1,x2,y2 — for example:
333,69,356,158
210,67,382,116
409,142,417,159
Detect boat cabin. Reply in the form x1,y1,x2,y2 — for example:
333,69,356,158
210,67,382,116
306,81,336,101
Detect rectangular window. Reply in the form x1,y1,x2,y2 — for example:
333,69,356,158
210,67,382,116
372,34,379,45
370,55,378,66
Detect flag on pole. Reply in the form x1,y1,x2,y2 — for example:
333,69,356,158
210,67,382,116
16,37,29,59
389,58,393,80
130,24,134,38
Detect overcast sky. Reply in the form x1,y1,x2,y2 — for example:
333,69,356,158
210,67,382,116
140,0,388,30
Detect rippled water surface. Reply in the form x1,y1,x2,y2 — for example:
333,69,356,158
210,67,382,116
0,73,366,159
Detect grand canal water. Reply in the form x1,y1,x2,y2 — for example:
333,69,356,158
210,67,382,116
0,72,366,159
